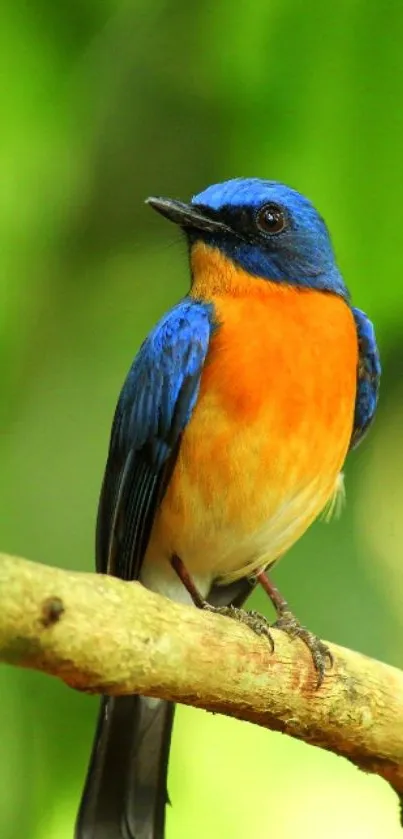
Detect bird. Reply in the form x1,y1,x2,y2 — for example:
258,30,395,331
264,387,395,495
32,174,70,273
75,177,381,839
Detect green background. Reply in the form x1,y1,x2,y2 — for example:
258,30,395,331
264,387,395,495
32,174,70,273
1,1,403,837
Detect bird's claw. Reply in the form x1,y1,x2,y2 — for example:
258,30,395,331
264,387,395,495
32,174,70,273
272,609,333,688
204,602,332,688
203,604,275,652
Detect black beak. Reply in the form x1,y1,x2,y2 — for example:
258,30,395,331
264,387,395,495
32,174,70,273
146,196,230,234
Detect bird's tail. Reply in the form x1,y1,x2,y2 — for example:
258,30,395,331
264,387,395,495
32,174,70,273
75,695,175,839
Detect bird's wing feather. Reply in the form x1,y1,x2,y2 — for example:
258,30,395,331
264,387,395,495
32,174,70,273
96,298,215,581
350,306,381,450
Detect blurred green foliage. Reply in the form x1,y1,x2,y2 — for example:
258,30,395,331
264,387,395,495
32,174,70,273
1,1,403,837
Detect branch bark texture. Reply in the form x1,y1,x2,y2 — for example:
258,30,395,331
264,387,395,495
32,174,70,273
1,553,403,806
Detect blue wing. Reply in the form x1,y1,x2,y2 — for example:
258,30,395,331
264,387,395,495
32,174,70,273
96,298,216,581
350,306,381,450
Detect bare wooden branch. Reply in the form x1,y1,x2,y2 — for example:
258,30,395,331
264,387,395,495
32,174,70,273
1,552,402,813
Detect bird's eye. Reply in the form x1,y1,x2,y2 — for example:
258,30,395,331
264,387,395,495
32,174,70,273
256,203,286,235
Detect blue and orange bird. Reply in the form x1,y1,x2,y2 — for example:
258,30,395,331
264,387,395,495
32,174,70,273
76,178,380,839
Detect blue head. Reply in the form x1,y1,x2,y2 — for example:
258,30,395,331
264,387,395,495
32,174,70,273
147,178,348,299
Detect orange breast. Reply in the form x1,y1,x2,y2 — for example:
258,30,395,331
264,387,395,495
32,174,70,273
146,247,358,586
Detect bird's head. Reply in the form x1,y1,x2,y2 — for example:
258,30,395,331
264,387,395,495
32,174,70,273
147,178,348,299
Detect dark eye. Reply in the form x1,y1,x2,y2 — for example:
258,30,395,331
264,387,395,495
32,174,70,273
256,203,286,234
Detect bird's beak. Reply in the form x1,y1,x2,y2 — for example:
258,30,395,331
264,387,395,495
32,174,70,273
146,196,230,234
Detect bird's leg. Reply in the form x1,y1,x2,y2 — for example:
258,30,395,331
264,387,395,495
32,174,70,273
170,555,206,609
255,570,333,687
170,555,274,650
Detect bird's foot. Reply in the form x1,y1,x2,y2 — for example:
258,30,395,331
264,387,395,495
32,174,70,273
255,570,333,688
171,555,331,687
203,604,275,652
272,608,333,688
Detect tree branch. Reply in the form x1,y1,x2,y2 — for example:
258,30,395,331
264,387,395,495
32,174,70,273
1,552,403,817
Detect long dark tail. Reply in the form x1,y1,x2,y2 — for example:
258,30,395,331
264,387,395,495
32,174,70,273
75,695,175,839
